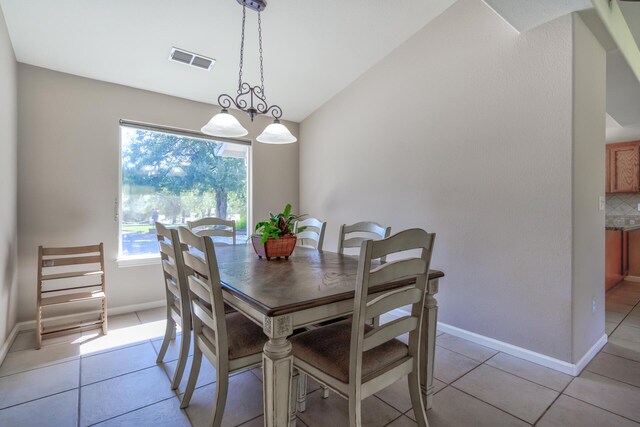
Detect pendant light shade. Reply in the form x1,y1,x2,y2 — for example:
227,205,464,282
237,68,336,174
256,120,298,144
201,109,248,138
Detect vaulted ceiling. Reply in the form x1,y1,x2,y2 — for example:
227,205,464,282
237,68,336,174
0,0,456,122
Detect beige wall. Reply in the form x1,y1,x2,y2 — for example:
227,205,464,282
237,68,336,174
0,3,18,347
17,64,299,321
299,0,604,362
571,14,606,362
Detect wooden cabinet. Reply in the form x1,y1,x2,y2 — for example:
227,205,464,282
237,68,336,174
606,229,624,290
607,141,640,193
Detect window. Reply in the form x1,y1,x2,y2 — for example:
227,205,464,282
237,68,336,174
119,121,250,260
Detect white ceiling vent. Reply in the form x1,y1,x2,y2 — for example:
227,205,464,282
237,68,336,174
169,47,215,71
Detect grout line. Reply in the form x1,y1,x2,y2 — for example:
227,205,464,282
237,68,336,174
236,414,263,426
382,412,406,426
530,370,575,425
0,387,78,412
0,356,80,379
480,354,570,394
557,393,640,425
85,395,178,426
448,384,534,425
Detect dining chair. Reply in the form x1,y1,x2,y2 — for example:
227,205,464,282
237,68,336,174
187,216,237,246
293,217,327,250
337,221,391,262
292,228,436,427
154,223,192,390
177,226,268,426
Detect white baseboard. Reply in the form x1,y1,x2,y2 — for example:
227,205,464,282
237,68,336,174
624,275,640,283
0,323,21,367
0,299,166,366
438,322,607,376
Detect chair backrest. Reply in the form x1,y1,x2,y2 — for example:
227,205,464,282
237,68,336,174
155,223,191,320
38,243,105,293
337,221,391,261
187,217,236,246
348,228,435,389
293,217,327,250
177,226,229,366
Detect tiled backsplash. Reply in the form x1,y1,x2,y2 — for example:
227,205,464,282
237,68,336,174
606,194,640,227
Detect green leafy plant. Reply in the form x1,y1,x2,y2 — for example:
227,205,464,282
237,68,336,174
254,204,306,244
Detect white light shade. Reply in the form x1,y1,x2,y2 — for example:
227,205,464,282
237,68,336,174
201,111,248,137
256,122,298,144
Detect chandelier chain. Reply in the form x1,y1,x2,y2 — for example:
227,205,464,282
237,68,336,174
237,5,247,94
258,11,265,99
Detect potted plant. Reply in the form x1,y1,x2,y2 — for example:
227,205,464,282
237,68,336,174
252,204,305,260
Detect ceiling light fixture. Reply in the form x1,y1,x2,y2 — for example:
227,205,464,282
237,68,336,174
201,0,297,144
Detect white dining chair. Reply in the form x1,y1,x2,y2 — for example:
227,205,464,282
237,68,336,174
338,221,391,261
177,227,268,426
154,223,191,390
293,228,436,427
187,217,236,246
294,217,327,250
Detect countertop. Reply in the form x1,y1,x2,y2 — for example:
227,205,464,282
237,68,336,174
606,225,640,232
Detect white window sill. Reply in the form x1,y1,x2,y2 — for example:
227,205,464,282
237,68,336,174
117,256,161,268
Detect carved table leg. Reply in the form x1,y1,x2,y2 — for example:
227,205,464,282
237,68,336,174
263,315,294,427
421,278,439,410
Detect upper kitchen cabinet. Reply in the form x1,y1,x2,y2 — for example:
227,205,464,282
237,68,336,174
607,141,640,193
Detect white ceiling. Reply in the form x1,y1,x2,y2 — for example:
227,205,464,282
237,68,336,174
481,0,592,33
0,0,456,122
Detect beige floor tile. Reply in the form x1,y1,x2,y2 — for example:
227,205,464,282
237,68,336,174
238,415,308,426
433,346,480,384
485,352,572,392
163,354,217,392
152,333,194,362
81,341,158,385
452,364,558,424
564,371,640,422
93,396,191,427
0,360,79,410
612,324,640,344
433,379,446,394
184,370,264,427
137,307,168,324
537,394,640,427
605,301,635,314
0,340,81,377
622,313,640,329
374,377,414,413
387,415,418,427
421,386,529,427
603,335,640,363
586,351,640,388
297,390,401,427
606,310,627,324
436,334,498,362
0,389,78,427
9,330,82,353
80,365,174,426
606,321,620,335
78,318,165,356
608,294,640,306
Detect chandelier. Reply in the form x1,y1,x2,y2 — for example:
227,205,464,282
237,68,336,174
201,0,297,144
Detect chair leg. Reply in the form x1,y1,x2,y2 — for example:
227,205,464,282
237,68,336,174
35,306,42,350
180,345,203,409
348,398,362,427
290,370,299,427
211,367,229,427
297,372,308,412
101,297,108,335
170,325,191,390
408,371,429,427
156,315,175,364
321,385,330,399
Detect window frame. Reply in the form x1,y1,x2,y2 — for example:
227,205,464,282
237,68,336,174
117,119,252,267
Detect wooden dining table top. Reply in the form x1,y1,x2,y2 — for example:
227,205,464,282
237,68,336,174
214,244,444,317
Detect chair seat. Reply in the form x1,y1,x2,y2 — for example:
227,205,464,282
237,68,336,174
291,319,408,383
204,312,267,360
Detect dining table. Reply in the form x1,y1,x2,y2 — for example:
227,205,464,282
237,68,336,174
215,244,444,427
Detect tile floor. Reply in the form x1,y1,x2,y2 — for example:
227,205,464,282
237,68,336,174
1,281,639,426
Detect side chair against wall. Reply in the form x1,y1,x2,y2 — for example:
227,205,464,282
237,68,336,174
177,227,268,426
338,221,391,262
154,223,192,390
187,217,236,246
293,228,436,427
293,217,327,250
36,243,107,349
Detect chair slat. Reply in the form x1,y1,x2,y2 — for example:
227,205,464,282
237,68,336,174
368,258,427,287
162,259,180,281
362,316,418,352
188,275,211,302
42,245,102,256
296,230,320,242
296,218,324,230
178,228,207,252
366,287,423,319
41,255,101,267
183,251,208,278
192,299,217,331
159,241,174,257
370,229,433,260
343,221,387,236
342,237,370,249
195,229,234,238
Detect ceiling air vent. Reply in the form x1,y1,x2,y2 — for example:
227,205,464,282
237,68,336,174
169,47,215,71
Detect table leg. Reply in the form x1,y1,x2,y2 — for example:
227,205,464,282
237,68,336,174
421,278,439,410
263,315,294,427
